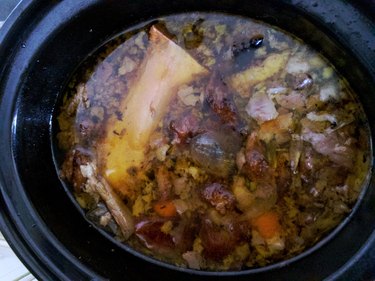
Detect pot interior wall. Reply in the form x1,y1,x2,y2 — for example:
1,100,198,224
1,0,375,280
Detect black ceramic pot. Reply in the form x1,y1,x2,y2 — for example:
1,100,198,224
0,0,374,280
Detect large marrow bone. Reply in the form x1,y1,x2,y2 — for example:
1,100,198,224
99,25,209,197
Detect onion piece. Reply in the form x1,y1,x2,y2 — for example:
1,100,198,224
306,112,337,124
289,134,303,174
182,251,202,269
172,199,189,215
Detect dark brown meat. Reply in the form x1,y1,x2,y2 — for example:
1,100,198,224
275,153,292,197
172,215,198,252
242,133,273,182
241,134,277,212
232,219,252,241
61,148,91,192
206,72,239,126
135,218,175,254
200,217,237,260
170,111,202,143
243,150,270,180
202,183,235,214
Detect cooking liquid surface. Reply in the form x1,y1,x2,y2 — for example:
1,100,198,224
57,13,371,270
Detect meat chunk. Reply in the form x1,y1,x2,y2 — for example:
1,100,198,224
302,130,355,168
202,183,235,214
242,133,273,181
170,111,202,143
206,72,239,126
61,148,91,192
135,218,175,254
274,91,306,111
200,218,237,260
240,133,277,212
244,150,270,180
136,215,198,257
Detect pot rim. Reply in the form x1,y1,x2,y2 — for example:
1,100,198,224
1,0,375,280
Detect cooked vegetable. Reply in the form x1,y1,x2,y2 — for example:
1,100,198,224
154,200,177,218
135,218,175,254
58,13,370,271
251,211,281,239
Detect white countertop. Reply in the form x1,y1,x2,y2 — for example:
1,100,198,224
0,233,36,281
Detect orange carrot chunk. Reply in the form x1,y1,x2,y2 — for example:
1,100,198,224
252,211,281,239
154,201,177,218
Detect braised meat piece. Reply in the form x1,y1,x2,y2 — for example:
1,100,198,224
61,148,91,192
135,218,175,254
206,72,239,126
242,133,274,183
170,111,202,143
201,183,235,214
200,217,237,260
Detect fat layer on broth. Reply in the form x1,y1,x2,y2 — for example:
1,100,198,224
57,13,371,270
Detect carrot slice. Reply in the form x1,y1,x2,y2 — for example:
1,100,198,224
252,211,281,239
154,201,177,217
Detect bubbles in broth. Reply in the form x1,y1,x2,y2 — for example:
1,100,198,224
57,13,371,270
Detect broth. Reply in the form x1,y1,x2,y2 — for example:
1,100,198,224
57,13,371,270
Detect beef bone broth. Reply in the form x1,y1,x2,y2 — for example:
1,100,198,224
57,13,371,270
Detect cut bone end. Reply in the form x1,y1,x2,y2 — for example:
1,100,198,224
99,25,209,196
